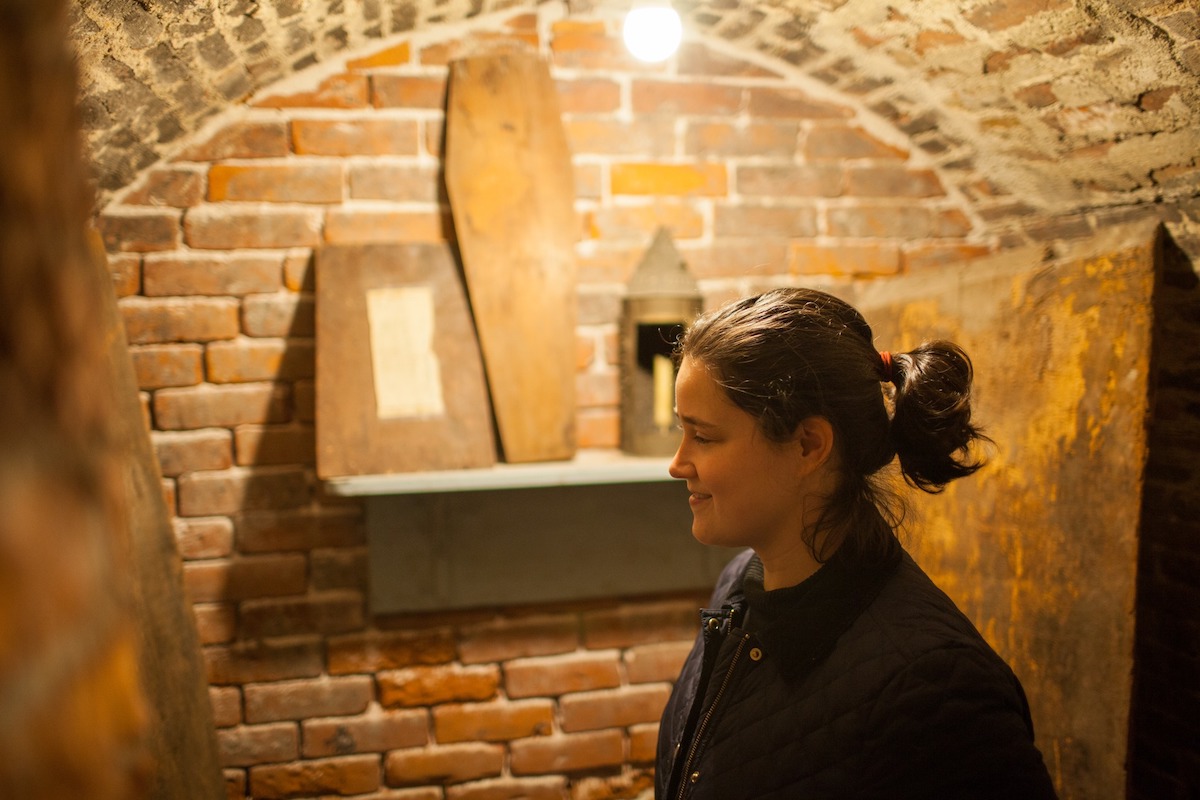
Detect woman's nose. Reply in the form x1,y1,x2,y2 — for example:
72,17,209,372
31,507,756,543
668,442,690,480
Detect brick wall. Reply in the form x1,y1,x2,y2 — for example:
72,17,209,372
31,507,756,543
90,7,1200,799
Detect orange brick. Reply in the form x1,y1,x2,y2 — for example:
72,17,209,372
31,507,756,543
444,776,566,799
583,601,697,649
505,651,622,699
174,121,290,161
143,252,282,296
458,614,578,664
384,743,504,786
736,164,843,198
234,424,316,467
713,204,818,238
154,429,233,476
235,508,363,554
282,249,313,292
564,118,675,157
185,206,323,249
610,162,727,197
683,120,799,158
788,240,902,278
575,334,597,370
120,296,239,344
242,293,315,337
248,754,380,798
223,769,245,800
901,242,993,271
175,515,235,559
108,253,141,297
678,241,791,281
845,165,945,198
966,0,1072,32
244,675,373,723
630,80,743,116
327,630,458,675
293,379,316,423
804,124,908,160
575,409,619,450
629,722,659,763
417,32,539,66
378,664,501,708
217,722,299,767
254,73,369,109
433,700,554,743
675,42,781,78
239,591,365,639
826,205,940,239
208,163,343,203
97,209,182,252
560,684,671,732
303,707,428,757
206,338,315,383
509,730,624,775
292,117,419,156
324,208,450,243
153,383,291,429
746,86,852,119
205,638,325,685
624,641,693,684
194,602,237,645
348,163,440,203
209,686,242,728
130,343,204,389
183,553,308,603
310,549,367,592
555,77,621,114
123,166,205,207
347,42,412,70
371,74,447,109
584,202,704,241
176,466,310,516
576,369,618,408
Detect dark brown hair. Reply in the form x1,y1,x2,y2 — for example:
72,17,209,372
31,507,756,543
676,287,987,560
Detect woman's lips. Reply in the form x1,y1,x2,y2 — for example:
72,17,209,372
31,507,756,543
687,489,711,507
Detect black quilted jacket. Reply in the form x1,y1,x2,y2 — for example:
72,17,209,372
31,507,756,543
655,541,1057,799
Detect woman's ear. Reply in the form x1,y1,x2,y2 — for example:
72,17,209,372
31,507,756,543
793,416,835,475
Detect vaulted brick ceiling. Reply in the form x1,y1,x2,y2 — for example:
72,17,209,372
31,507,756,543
73,0,1199,221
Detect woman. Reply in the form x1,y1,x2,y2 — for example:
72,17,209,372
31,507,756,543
656,288,1056,799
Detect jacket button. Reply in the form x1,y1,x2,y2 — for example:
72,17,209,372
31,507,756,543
749,647,763,662
690,771,700,784
705,617,720,631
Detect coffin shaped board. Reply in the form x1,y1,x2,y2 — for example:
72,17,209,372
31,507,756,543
315,242,496,478
444,51,578,463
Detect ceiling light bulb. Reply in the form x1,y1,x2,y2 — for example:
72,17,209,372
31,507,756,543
623,6,683,63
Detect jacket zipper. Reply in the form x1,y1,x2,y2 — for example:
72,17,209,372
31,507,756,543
674,632,750,800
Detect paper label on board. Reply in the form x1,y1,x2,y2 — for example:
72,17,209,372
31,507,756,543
366,285,446,419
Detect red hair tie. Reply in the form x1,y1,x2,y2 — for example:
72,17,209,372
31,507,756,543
879,350,894,383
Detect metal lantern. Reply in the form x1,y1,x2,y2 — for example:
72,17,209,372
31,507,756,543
619,228,702,457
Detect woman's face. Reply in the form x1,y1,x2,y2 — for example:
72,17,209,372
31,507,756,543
668,356,811,555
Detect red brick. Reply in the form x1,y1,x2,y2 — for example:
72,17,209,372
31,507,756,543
206,338,315,383
124,166,205,207
183,553,308,603
672,241,792,281
630,80,743,116
826,205,939,238
154,383,291,429
736,164,843,197
175,120,291,161
143,252,283,296
384,743,504,786
629,722,658,763
550,22,643,71
255,73,370,109
788,241,902,278
239,591,365,638
683,121,799,158
130,343,204,388
564,118,676,157
154,429,234,475
108,253,141,297
584,202,703,241
324,208,450,243
576,408,619,450
235,508,363,553
583,601,697,649
249,754,380,799
901,242,993,271
610,163,727,197
378,663,497,708
174,515,235,558
120,296,239,344
458,614,578,664
311,548,368,592
328,630,458,675
234,424,316,466
845,165,945,198
303,707,428,757
194,602,237,645
217,722,299,767
205,637,325,685
210,686,242,728
292,117,420,156
914,28,968,54
184,206,323,249
505,651,621,699
347,41,412,70
371,75,447,109
208,163,343,203
560,684,671,732
624,641,692,684
576,370,618,408
509,730,624,775
223,769,246,800
556,77,621,113
242,293,315,337
162,477,177,517
433,700,554,743
804,124,908,160
747,87,853,119
177,466,310,516
713,204,818,238
97,209,182,252
245,675,373,724
348,163,441,203
445,776,567,800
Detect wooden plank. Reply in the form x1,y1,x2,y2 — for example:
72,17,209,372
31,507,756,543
444,51,578,463
316,242,497,478
853,220,1158,798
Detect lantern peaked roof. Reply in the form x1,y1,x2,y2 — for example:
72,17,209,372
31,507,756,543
626,227,700,299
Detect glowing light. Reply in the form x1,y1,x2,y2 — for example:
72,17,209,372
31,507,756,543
622,6,683,63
